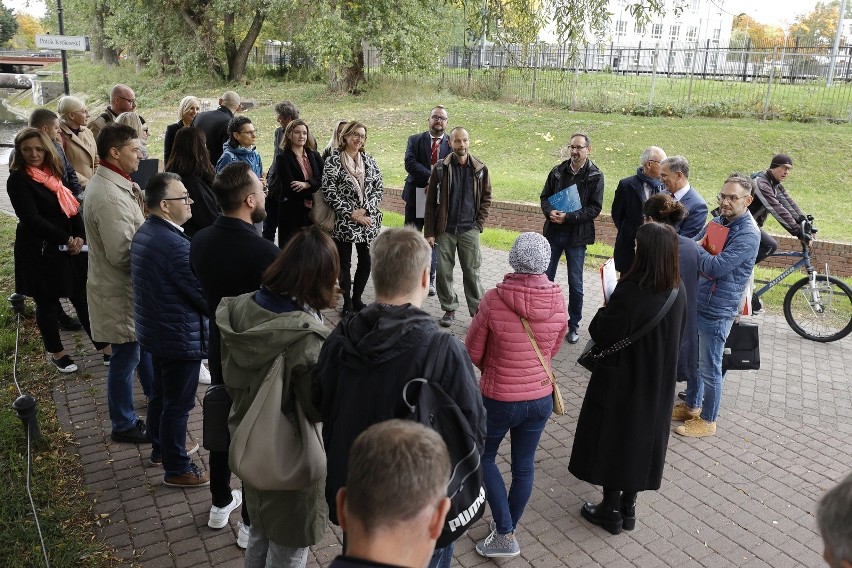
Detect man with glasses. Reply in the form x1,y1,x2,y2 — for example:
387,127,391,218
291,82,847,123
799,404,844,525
403,106,451,296
131,173,209,486
190,162,279,546
88,84,139,140
672,173,759,438
195,91,241,167
540,133,604,344
612,146,667,272
83,124,153,445
659,155,708,239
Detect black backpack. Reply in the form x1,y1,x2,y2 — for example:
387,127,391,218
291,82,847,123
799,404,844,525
402,331,485,548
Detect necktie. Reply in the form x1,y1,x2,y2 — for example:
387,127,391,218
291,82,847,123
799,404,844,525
430,137,440,166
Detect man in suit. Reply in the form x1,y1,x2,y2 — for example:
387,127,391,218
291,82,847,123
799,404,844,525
611,146,666,272
403,105,451,296
189,161,280,547
659,156,708,239
193,91,241,167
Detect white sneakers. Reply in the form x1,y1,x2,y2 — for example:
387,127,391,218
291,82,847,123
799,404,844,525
208,489,242,529
236,521,249,549
198,362,212,385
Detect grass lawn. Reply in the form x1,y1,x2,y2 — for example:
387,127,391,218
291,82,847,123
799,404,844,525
8,59,852,242
0,214,115,567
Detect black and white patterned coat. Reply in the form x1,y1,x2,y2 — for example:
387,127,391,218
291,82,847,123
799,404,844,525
320,151,384,244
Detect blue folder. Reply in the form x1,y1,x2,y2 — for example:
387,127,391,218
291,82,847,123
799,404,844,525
547,184,582,213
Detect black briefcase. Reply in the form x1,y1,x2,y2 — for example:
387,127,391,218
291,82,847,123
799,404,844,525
723,321,760,372
202,385,232,452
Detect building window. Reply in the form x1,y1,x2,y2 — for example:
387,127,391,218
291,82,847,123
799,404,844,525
634,21,646,35
651,23,663,39
686,26,698,41
691,0,700,14
713,28,721,42
616,20,627,37
669,25,680,41
684,52,693,69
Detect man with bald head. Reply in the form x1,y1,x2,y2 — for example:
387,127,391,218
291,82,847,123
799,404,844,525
194,91,241,167
612,146,667,272
88,84,138,140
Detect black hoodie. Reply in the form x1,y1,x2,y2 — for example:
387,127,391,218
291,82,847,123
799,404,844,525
312,302,485,525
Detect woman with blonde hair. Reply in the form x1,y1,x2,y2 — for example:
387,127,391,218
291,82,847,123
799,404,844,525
164,95,201,162
321,120,348,161
115,112,149,159
57,95,97,189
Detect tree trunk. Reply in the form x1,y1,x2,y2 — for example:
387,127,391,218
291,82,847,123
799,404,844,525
226,9,265,81
342,40,365,93
93,0,119,65
180,0,223,78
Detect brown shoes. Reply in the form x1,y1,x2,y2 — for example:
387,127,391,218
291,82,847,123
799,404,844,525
164,465,210,487
671,402,701,422
675,417,717,437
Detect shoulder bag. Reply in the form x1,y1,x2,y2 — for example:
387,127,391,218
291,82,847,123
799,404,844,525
520,317,566,416
722,321,760,372
310,188,335,232
228,352,326,491
577,287,678,372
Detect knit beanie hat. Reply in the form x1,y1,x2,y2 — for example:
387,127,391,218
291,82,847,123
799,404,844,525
770,153,793,169
509,232,551,274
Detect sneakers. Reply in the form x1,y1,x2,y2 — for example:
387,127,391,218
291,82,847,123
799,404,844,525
236,521,249,549
428,283,437,297
48,353,78,373
111,419,149,444
198,363,212,385
752,294,764,315
103,353,111,366
164,464,210,487
439,311,456,327
671,402,701,422
149,441,200,466
675,417,717,437
209,489,243,529
567,330,580,344
476,529,520,558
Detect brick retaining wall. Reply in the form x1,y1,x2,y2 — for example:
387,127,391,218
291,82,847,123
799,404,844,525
382,187,852,277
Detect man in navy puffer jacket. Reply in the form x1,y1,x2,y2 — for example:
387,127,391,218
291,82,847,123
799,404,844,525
131,172,210,487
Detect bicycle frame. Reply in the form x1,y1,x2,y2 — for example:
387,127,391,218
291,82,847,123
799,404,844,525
753,249,811,299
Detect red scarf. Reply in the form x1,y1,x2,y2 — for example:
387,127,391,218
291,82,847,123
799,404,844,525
99,160,133,182
26,166,79,218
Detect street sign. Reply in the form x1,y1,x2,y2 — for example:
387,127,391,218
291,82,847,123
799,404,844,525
35,35,89,51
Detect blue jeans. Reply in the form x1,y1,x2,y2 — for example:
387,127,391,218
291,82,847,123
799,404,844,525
107,342,154,432
148,356,200,477
545,232,585,331
481,395,552,535
428,542,454,568
687,313,735,423
406,211,437,283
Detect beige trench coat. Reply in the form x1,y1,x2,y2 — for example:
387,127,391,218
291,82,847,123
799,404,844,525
82,166,145,344
59,121,98,188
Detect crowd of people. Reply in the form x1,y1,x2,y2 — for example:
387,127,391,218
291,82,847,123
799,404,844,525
8,84,846,568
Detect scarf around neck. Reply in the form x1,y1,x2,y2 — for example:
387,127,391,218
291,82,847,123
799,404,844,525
26,165,79,218
635,166,663,190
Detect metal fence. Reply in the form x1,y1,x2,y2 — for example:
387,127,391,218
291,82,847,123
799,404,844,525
252,39,852,122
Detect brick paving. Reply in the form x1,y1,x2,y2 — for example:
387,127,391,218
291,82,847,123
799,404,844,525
3,164,850,566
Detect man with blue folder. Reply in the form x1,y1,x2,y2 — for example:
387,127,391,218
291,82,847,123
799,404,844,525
539,133,605,344
403,106,451,296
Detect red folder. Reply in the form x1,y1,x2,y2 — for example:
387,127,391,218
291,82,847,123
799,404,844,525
702,221,729,255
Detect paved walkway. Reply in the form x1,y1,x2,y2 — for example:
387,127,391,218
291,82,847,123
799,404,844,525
2,166,850,567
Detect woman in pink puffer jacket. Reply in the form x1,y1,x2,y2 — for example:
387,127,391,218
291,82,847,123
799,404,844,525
465,232,567,559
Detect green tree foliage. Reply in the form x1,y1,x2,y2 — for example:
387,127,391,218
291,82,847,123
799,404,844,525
731,13,784,48
0,2,18,47
789,1,840,45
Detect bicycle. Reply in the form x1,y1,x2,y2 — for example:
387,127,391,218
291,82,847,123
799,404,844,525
753,215,852,342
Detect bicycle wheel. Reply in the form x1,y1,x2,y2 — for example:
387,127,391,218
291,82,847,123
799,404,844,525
783,275,852,342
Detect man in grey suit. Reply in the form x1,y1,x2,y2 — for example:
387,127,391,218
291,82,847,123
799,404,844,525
659,156,708,239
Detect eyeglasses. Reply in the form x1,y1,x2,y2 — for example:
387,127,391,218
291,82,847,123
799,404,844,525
430,115,448,121
349,133,366,139
569,145,587,151
716,193,748,203
118,95,137,106
239,129,257,136
646,159,660,164
162,194,191,204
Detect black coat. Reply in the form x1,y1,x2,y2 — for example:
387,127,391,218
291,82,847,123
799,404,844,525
270,148,323,245
193,107,234,167
163,121,186,163
569,279,687,492
612,171,658,273
189,216,281,383
7,169,87,299
179,173,220,238
402,131,450,204
677,235,700,386
539,159,604,247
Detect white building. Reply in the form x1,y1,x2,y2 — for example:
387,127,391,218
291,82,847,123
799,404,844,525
606,0,733,47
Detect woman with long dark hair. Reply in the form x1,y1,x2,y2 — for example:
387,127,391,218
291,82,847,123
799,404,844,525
268,119,323,247
218,226,338,568
7,128,110,372
320,121,383,317
568,222,686,535
165,127,220,237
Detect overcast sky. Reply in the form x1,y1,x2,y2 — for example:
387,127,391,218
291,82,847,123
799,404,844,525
2,0,832,29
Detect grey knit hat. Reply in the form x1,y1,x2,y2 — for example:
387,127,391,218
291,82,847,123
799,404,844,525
509,232,551,274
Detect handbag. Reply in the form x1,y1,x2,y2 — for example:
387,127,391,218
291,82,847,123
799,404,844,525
577,287,679,372
309,188,335,232
520,317,566,416
402,332,485,548
723,321,760,371
228,353,326,491
202,384,232,453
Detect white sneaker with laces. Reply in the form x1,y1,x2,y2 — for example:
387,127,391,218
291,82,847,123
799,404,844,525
236,521,250,549
208,489,242,529
198,362,212,385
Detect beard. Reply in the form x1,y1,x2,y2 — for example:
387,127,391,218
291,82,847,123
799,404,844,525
250,205,267,224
